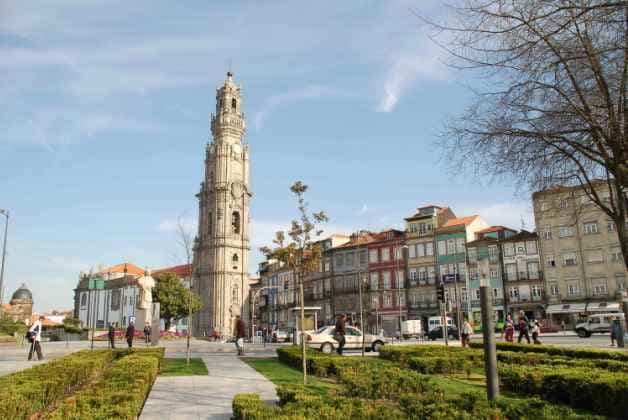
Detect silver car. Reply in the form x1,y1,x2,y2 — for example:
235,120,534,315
305,325,387,354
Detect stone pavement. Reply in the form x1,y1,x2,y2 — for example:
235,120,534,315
140,354,277,420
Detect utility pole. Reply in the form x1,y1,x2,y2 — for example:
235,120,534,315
480,262,499,400
0,209,9,305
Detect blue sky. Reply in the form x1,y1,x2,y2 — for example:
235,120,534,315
0,1,534,312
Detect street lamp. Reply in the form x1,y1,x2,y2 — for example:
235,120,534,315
395,244,408,341
0,209,8,305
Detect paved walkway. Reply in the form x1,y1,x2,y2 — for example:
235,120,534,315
141,354,277,420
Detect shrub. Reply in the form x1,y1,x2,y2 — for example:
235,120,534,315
497,350,628,373
0,349,114,419
336,363,429,400
379,345,481,367
470,341,628,362
408,355,476,375
499,364,628,417
276,346,390,377
49,349,163,419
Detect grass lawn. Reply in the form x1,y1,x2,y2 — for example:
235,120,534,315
243,357,341,398
160,358,209,376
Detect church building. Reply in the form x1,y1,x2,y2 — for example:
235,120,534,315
193,72,252,338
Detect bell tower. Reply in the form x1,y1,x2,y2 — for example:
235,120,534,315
193,72,251,338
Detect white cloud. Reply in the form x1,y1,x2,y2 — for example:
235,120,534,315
457,201,535,231
377,45,449,113
253,86,345,131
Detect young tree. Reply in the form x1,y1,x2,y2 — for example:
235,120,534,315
153,272,202,331
260,181,328,384
174,216,197,364
421,1,627,268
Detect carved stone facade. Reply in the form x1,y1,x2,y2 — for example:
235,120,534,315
193,72,251,338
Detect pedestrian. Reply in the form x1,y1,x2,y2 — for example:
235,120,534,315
234,315,246,356
517,311,531,344
504,314,514,342
143,322,151,345
27,316,45,361
560,320,566,335
461,318,473,347
531,320,542,344
334,313,347,355
610,316,617,347
125,321,135,348
108,323,116,349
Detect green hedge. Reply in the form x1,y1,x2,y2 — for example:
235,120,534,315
49,349,163,419
497,350,628,373
379,344,481,367
0,349,114,419
277,346,390,377
408,355,477,375
469,341,628,362
335,362,429,400
499,363,628,417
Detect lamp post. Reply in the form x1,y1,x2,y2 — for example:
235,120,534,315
395,244,408,341
480,260,499,400
0,209,9,305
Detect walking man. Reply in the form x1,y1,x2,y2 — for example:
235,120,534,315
108,323,116,349
234,315,246,356
517,310,531,344
27,316,45,361
125,321,135,348
334,313,347,355
143,322,151,345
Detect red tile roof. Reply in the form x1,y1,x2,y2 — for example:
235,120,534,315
476,225,512,234
99,263,145,276
441,215,479,228
153,264,193,278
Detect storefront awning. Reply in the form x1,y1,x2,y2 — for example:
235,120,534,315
545,302,587,314
586,302,620,312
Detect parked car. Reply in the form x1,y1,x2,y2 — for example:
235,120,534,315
575,313,625,338
305,325,387,354
273,328,292,343
427,316,454,332
427,326,459,341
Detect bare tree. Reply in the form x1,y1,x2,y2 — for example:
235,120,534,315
421,1,627,269
176,216,195,365
260,181,328,385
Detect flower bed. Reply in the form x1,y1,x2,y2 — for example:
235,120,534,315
0,349,114,419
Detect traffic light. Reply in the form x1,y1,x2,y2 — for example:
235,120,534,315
436,281,445,302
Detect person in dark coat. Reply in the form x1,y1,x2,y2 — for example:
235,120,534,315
125,322,135,348
334,313,347,355
517,311,531,344
234,315,246,355
108,323,116,349
143,322,151,345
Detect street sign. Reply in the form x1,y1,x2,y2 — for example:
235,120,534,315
129,315,136,325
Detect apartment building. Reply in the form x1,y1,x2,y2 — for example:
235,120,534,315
404,205,456,323
367,229,406,335
533,184,627,326
331,233,370,323
465,226,516,324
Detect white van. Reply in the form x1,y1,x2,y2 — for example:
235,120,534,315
428,316,454,332
401,320,423,339
575,313,624,338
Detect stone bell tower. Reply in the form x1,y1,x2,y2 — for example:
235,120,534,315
193,72,251,338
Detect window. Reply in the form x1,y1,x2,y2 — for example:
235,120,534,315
359,250,367,265
409,269,417,281
382,271,391,289
208,211,213,235
527,262,539,279
468,247,478,262
592,282,607,297
416,243,425,257
425,242,434,256
231,98,237,109
408,245,416,259
542,227,552,240
488,245,499,262
231,211,241,234
549,284,560,296
503,243,515,257
408,223,417,233
505,263,517,280
516,243,526,254
526,241,537,255
371,295,379,309
607,221,616,232
456,238,466,254
396,270,405,288
562,252,577,266
558,226,575,238
587,250,604,264
381,248,391,262
531,285,542,298
490,269,498,280
346,252,355,267
447,239,456,255
616,275,626,292
475,289,481,300
508,287,519,299
610,249,623,263
232,254,239,268
583,222,599,235
383,293,392,307
428,266,436,283
540,201,551,211
334,254,344,268
461,288,468,301
437,241,447,256
398,293,406,307
567,283,580,296
81,293,87,306
369,249,378,263
545,254,556,268
558,199,569,209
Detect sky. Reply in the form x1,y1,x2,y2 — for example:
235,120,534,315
0,1,534,312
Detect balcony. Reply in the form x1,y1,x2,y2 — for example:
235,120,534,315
503,271,543,282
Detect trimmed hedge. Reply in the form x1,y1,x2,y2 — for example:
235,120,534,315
277,345,390,377
408,355,476,375
497,350,628,373
469,341,628,362
0,349,114,419
336,362,429,400
379,344,482,367
499,363,628,417
49,348,163,419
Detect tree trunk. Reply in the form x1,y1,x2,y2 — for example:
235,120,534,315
611,183,628,272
